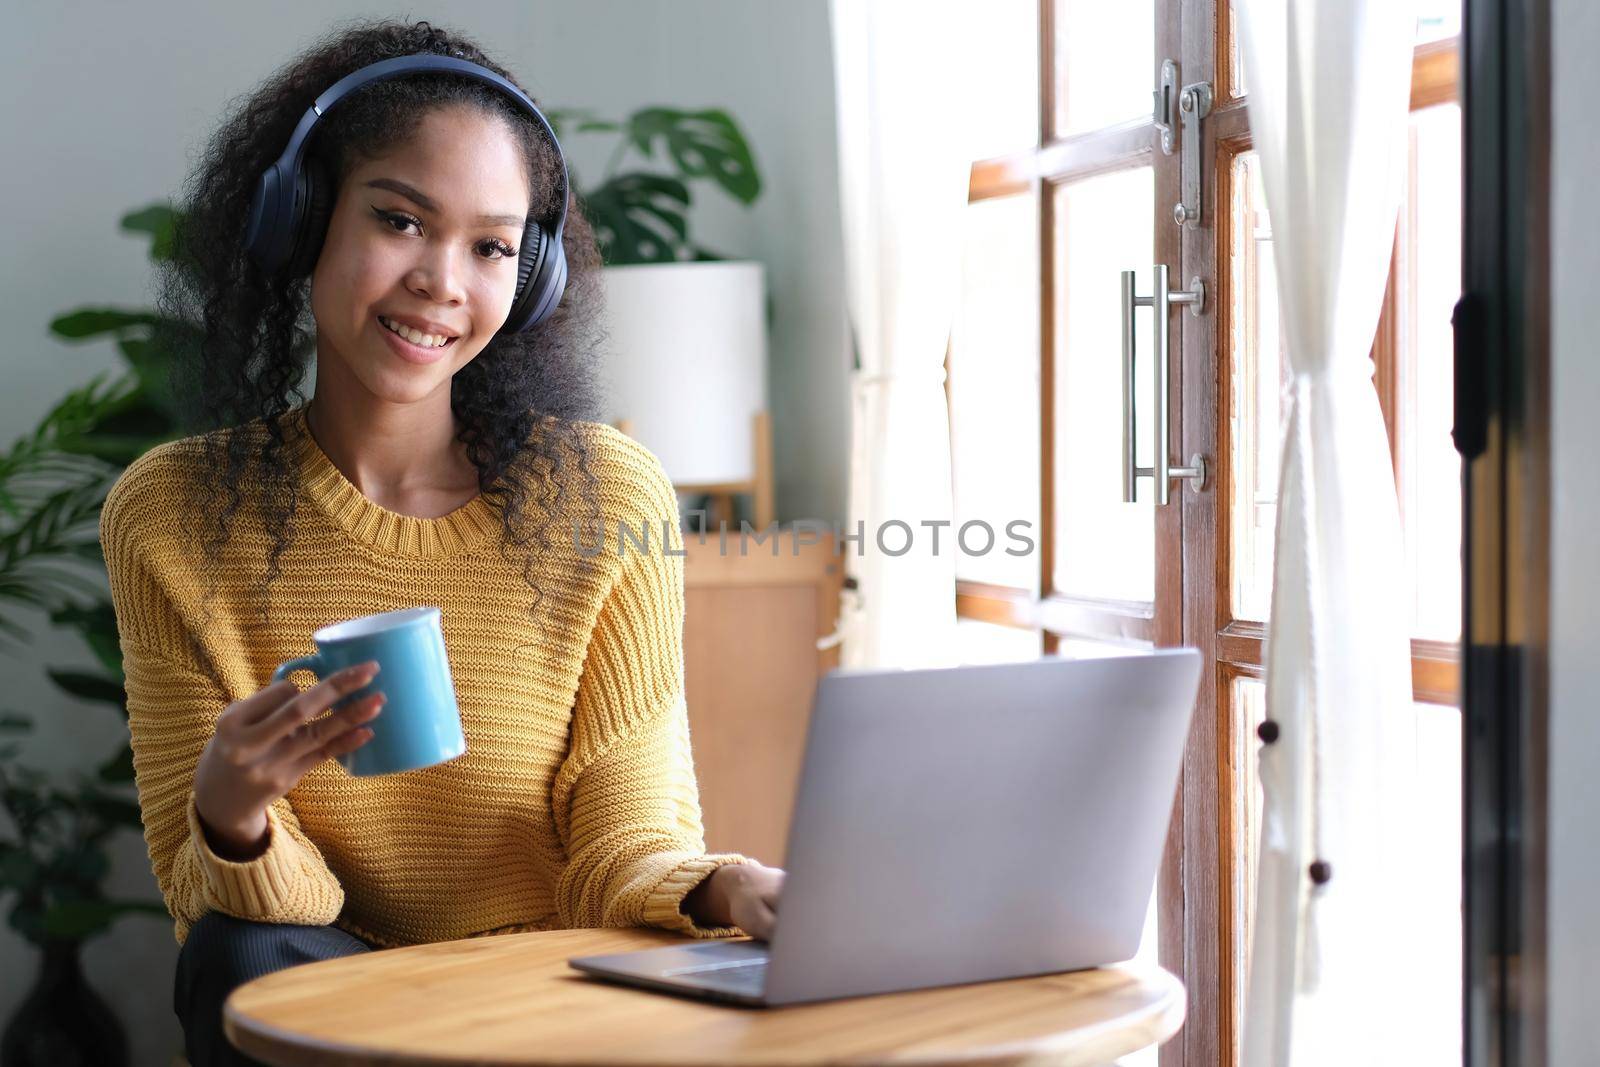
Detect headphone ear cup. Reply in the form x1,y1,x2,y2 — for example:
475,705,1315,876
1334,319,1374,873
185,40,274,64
512,222,569,333
501,218,549,335
287,155,335,279
515,216,544,300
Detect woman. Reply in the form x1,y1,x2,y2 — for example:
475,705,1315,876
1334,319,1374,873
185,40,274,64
97,18,783,1066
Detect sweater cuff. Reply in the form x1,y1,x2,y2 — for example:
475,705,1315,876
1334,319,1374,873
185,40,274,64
184,791,311,919
640,853,758,939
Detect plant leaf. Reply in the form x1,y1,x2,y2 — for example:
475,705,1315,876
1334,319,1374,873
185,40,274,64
625,108,760,205
45,670,125,708
0,846,38,889
47,309,161,341
584,173,691,265
96,746,134,783
119,203,178,262
79,791,142,829
543,108,592,140
49,602,125,678
40,901,116,940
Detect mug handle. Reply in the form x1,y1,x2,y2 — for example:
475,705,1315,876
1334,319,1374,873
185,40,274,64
272,654,324,684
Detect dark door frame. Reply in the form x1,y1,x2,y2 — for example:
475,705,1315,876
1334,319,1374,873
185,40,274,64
1457,0,1550,1062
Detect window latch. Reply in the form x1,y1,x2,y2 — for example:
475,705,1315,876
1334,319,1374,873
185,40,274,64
1153,59,1180,155
1153,59,1213,227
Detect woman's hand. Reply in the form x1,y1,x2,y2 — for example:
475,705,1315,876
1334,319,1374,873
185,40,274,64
193,660,385,860
684,861,785,941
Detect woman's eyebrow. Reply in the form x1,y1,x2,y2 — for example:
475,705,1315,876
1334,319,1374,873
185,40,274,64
364,177,524,227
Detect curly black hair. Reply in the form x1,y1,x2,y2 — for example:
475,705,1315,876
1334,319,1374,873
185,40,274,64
155,17,607,646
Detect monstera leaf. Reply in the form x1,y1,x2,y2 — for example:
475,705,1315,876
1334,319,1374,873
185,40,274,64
584,174,692,264
542,104,762,265
623,108,760,206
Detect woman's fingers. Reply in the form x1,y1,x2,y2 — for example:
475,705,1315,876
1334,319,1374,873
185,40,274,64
759,869,784,910
269,691,385,767
236,662,380,758
748,900,778,941
285,719,376,782
229,679,303,727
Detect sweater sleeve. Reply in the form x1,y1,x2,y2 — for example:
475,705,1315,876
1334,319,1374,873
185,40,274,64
101,455,346,944
550,446,755,939
120,644,347,943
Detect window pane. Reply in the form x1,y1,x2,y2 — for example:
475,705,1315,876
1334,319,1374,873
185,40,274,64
1228,151,1284,622
1055,636,1150,658
1233,677,1462,1065
951,192,1041,593
1051,167,1155,603
1052,0,1153,137
1409,699,1464,1065
967,0,1041,160
952,618,1042,664
1232,676,1268,1040
1415,3,1461,44
1399,104,1463,640
1228,0,1247,98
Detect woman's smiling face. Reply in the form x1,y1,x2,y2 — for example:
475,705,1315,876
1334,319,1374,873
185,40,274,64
309,103,532,404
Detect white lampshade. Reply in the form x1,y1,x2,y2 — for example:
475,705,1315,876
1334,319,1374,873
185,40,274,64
599,261,767,486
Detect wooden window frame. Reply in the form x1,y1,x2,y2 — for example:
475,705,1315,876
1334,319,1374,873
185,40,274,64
958,34,1463,703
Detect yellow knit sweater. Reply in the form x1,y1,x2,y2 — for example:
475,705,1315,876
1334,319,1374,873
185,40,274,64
98,404,753,947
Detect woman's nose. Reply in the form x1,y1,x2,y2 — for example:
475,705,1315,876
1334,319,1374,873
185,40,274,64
407,244,468,307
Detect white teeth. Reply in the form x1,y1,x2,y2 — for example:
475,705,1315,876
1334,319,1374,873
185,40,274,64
379,316,452,348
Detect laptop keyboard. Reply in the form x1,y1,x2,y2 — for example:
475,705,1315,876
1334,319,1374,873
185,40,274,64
665,956,769,995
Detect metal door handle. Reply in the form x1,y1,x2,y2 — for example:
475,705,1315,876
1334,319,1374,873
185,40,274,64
1119,264,1209,505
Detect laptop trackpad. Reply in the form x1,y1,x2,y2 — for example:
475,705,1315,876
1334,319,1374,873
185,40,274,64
571,939,770,996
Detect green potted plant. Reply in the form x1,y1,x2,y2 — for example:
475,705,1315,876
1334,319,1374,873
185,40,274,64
0,715,168,1067
0,206,189,1067
546,105,762,263
548,106,768,530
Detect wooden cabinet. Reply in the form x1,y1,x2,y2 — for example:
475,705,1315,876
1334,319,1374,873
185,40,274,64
681,526,842,867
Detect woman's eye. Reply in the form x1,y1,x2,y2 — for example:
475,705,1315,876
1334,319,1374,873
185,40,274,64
375,208,421,235
374,208,516,261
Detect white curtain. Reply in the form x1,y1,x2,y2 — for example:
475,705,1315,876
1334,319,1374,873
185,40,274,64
827,0,969,669
1234,1,1423,1063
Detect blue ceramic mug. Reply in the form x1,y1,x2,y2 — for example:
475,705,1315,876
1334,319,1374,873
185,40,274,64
271,606,466,776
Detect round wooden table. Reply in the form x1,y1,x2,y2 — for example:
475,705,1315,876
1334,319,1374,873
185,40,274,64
225,928,1185,1066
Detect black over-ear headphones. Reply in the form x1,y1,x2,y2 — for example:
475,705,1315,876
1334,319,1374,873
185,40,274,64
243,53,569,334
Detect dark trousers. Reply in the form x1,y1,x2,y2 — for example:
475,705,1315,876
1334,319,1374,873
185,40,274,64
174,912,375,1067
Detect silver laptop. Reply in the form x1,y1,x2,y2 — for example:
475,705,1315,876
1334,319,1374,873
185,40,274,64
567,648,1201,1007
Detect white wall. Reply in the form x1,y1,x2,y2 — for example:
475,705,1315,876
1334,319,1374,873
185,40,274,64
0,3,846,1063
1548,0,1600,1061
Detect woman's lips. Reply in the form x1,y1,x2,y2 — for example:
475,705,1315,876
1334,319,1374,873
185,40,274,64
376,315,457,365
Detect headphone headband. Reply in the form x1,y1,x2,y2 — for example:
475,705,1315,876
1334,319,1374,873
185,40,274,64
244,53,570,333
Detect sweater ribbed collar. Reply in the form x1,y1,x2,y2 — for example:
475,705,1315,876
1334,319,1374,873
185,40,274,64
284,405,500,559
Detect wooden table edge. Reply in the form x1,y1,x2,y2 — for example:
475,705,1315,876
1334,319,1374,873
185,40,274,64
222,928,1188,1067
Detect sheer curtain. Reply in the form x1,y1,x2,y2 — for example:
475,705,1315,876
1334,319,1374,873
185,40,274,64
827,0,971,670
1233,0,1424,1062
